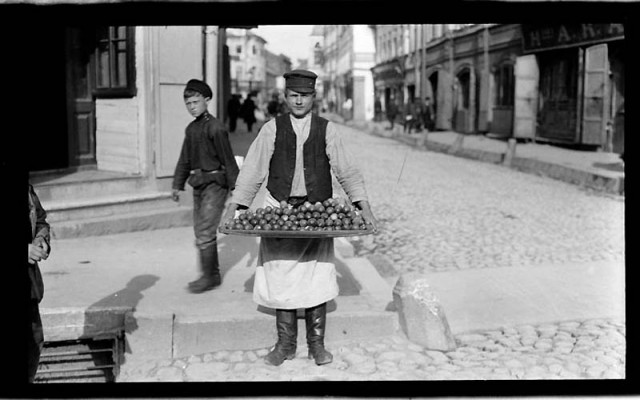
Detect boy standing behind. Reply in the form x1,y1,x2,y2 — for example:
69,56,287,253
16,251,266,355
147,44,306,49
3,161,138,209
172,79,239,293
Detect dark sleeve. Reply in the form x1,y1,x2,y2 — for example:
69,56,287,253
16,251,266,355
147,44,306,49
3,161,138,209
172,134,192,191
210,123,239,190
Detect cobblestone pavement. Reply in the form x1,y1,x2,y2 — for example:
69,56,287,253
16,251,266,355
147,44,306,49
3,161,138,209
118,123,625,382
118,318,624,381
341,125,624,275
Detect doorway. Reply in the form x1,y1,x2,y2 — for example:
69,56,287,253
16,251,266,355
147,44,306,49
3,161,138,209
66,27,97,168
428,71,439,128
29,27,69,172
492,62,515,137
454,68,471,133
537,48,580,143
29,27,97,173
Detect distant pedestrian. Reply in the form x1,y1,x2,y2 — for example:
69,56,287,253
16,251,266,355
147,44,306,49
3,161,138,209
227,94,241,133
404,99,421,134
240,92,258,133
374,97,382,122
267,93,279,119
343,98,353,120
267,92,287,119
386,98,398,130
28,183,51,383
422,97,435,132
172,79,240,293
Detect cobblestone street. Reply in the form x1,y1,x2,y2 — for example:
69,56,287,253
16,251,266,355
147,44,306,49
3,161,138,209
341,125,624,275
117,122,625,382
119,318,624,381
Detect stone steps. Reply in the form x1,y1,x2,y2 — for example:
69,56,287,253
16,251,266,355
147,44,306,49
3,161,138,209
48,205,193,240
45,192,178,223
32,170,193,239
32,171,150,203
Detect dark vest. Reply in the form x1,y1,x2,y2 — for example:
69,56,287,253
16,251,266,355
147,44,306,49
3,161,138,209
266,113,333,203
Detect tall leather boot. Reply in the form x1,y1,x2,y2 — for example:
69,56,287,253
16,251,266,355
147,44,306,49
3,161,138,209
264,309,298,366
305,303,333,365
188,245,221,293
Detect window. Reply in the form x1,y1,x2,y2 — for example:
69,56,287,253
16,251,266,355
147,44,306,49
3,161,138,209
494,63,514,107
252,45,256,55
94,26,136,98
236,45,242,54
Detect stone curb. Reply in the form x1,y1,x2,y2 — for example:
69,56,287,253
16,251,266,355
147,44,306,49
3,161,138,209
343,119,624,196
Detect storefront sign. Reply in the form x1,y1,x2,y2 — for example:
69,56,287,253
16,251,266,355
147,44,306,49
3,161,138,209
522,24,624,53
372,58,404,82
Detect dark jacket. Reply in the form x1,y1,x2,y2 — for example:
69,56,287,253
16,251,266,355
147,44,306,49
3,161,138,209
267,113,332,203
172,111,240,191
228,97,241,119
240,98,257,123
28,184,50,303
386,101,398,118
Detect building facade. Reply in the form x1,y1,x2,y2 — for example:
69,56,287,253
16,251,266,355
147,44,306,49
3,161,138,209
226,28,268,99
265,50,292,96
520,23,625,152
30,26,228,187
370,23,625,154
314,25,376,121
371,24,521,135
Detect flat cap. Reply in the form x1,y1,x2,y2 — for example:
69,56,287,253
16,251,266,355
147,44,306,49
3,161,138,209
185,79,213,99
283,69,317,93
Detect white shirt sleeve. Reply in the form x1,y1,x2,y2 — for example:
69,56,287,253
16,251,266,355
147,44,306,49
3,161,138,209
325,121,369,203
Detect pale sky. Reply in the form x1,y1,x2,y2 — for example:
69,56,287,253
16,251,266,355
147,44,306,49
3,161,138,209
252,25,315,64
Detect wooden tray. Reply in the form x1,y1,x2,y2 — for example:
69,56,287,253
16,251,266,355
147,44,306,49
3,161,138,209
219,225,376,238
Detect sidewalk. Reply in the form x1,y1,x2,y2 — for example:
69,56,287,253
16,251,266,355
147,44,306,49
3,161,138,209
36,115,624,381
38,225,624,381
38,224,396,352
329,114,624,196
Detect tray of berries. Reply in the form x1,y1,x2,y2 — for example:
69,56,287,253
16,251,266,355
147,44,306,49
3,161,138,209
219,198,376,238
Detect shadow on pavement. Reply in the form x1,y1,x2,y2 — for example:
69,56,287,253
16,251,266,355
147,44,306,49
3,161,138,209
82,274,159,372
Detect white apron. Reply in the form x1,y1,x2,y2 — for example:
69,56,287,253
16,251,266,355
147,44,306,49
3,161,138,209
252,193,339,309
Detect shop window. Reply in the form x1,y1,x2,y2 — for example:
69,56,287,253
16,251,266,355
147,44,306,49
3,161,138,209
539,50,578,103
494,63,514,107
94,26,136,98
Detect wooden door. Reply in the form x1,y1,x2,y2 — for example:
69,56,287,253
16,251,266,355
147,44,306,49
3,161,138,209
581,44,609,146
513,54,539,139
537,50,579,142
66,27,96,166
154,26,204,177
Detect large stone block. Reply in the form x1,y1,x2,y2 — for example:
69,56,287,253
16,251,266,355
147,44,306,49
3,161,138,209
393,274,456,351
123,312,173,362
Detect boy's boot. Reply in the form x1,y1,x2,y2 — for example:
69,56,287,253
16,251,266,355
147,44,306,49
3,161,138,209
188,245,221,293
264,309,298,366
305,303,333,365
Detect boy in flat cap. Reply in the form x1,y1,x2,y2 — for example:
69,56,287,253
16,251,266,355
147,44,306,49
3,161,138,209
222,70,378,366
172,79,239,293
